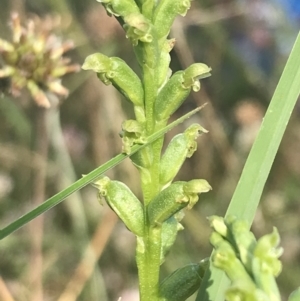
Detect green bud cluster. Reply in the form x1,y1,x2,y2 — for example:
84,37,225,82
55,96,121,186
209,215,284,301
0,13,79,107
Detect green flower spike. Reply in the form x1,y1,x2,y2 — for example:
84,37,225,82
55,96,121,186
159,123,208,187
148,179,211,226
210,216,284,301
97,0,140,18
93,177,144,237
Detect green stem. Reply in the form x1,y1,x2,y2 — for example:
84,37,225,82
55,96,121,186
137,37,163,301
143,64,156,134
137,226,162,301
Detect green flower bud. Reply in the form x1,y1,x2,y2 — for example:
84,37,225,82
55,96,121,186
82,53,144,107
211,238,255,286
27,80,50,108
120,119,146,154
249,228,283,301
153,0,192,40
155,64,211,122
227,218,257,274
124,13,159,69
159,124,207,187
182,63,212,91
225,283,268,301
288,288,300,301
94,177,144,237
160,216,184,264
158,261,207,301
253,227,283,276
252,257,281,301
97,0,140,18
123,13,153,46
155,71,190,122
208,215,228,238
148,179,211,226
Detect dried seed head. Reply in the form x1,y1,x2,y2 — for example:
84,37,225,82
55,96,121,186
0,13,80,108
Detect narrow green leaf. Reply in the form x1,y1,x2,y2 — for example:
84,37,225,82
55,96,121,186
196,32,300,301
0,105,205,240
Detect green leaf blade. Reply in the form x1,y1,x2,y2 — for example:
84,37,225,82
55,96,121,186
0,106,205,240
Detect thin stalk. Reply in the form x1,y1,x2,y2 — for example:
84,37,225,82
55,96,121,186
138,40,162,301
29,107,48,301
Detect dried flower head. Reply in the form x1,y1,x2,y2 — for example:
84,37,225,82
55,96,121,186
0,13,80,108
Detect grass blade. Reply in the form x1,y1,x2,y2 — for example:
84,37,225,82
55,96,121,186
197,32,300,301
0,105,205,240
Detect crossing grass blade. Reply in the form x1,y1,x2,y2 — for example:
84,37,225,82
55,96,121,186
0,105,205,240
196,32,300,301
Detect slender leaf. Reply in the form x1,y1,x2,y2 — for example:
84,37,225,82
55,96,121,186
0,105,205,240
197,32,300,301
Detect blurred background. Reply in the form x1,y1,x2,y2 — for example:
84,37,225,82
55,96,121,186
0,0,299,300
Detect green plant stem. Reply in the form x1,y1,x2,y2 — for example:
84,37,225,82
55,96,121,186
30,107,48,301
138,137,164,301
137,41,163,301
143,65,156,134
137,227,162,301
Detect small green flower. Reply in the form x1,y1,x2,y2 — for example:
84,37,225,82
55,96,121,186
0,13,79,108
